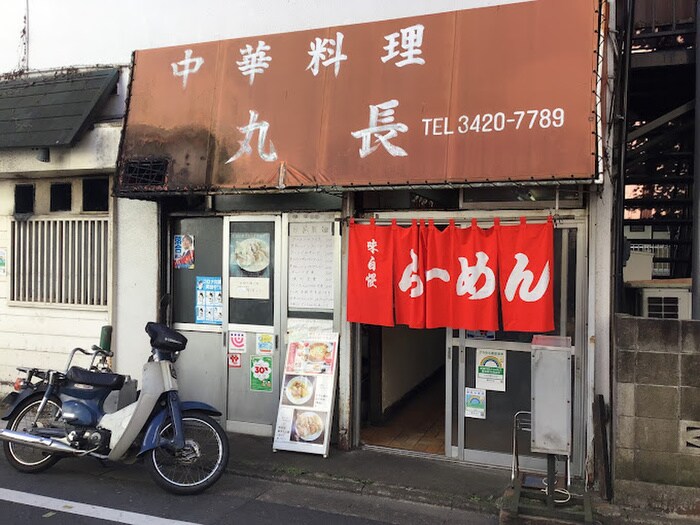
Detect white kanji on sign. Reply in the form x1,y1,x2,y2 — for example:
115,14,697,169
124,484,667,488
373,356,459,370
351,100,408,158
237,41,272,85
225,110,277,163
366,238,379,254
306,31,347,77
367,256,377,271
171,49,204,89
381,24,426,67
365,273,378,288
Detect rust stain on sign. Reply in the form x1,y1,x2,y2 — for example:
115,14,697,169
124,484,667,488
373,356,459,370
119,0,600,192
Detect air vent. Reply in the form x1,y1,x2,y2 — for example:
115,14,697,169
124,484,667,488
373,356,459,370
639,289,691,320
120,158,169,186
647,296,679,319
680,420,700,455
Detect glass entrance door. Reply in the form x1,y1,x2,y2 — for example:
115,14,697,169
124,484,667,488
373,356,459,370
224,216,282,435
445,223,586,474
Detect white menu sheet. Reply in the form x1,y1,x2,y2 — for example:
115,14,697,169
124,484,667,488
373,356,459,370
287,223,334,310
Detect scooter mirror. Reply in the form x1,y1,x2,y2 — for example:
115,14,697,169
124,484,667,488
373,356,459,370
100,326,112,352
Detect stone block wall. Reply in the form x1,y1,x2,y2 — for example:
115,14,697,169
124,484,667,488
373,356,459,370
614,314,700,511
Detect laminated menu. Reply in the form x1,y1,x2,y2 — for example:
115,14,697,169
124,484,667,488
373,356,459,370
273,332,339,457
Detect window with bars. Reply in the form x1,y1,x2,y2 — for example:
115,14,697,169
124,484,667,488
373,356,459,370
11,218,109,306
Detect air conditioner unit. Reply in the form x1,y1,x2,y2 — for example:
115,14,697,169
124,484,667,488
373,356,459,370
639,288,691,320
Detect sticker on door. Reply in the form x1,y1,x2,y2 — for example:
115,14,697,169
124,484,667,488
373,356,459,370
228,353,242,368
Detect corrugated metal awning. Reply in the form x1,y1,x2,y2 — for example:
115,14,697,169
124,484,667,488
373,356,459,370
0,68,119,149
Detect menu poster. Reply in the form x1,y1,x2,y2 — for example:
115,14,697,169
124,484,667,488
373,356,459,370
287,222,334,310
229,232,271,299
273,332,339,457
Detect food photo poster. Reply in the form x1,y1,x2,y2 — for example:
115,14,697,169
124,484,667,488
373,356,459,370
229,233,271,300
273,332,339,456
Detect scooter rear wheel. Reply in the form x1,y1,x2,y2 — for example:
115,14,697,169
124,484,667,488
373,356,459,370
146,413,229,495
3,397,63,473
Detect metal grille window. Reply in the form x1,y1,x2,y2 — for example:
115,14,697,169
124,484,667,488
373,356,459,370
11,218,109,306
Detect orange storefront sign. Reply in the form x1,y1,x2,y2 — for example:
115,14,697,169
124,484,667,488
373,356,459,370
119,0,601,192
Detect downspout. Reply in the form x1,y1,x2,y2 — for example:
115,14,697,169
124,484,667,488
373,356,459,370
692,0,700,319
338,192,355,450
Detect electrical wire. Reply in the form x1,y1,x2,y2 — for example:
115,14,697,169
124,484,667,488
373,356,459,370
541,478,572,504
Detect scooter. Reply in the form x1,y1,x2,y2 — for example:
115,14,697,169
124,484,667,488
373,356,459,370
0,322,229,495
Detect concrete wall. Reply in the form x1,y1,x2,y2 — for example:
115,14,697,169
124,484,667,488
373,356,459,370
614,314,700,513
381,326,444,412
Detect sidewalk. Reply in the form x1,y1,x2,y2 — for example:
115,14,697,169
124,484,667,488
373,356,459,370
224,433,700,525
225,433,508,515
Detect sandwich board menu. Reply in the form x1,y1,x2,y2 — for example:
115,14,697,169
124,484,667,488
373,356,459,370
273,332,339,457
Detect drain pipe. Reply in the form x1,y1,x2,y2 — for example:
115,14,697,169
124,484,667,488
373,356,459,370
693,1,700,319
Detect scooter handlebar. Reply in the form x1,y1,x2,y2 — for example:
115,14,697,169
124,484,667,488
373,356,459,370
65,346,112,373
90,345,114,358
71,346,113,358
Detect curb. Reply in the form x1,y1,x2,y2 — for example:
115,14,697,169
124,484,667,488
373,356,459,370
226,461,501,516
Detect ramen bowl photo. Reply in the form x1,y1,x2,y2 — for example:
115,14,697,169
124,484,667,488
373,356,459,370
307,343,329,363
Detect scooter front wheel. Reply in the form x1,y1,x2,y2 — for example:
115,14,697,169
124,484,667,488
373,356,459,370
146,413,229,495
3,396,63,473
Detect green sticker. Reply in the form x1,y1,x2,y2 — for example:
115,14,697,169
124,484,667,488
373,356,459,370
250,356,273,392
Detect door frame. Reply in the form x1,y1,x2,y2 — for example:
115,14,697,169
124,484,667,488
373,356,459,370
223,214,282,436
446,217,587,474
355,210,589,475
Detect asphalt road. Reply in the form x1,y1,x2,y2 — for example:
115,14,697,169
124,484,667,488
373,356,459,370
0,454,497,524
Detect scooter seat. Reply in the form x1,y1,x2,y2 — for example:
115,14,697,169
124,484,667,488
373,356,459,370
67,367,126,390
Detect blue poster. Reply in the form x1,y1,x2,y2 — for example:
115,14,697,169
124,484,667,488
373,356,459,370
195,276,223,325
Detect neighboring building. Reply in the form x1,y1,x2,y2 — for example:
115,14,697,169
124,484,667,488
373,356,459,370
0,0,616,494
0,68,124,384
612,0,700,513
618,0,695,322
